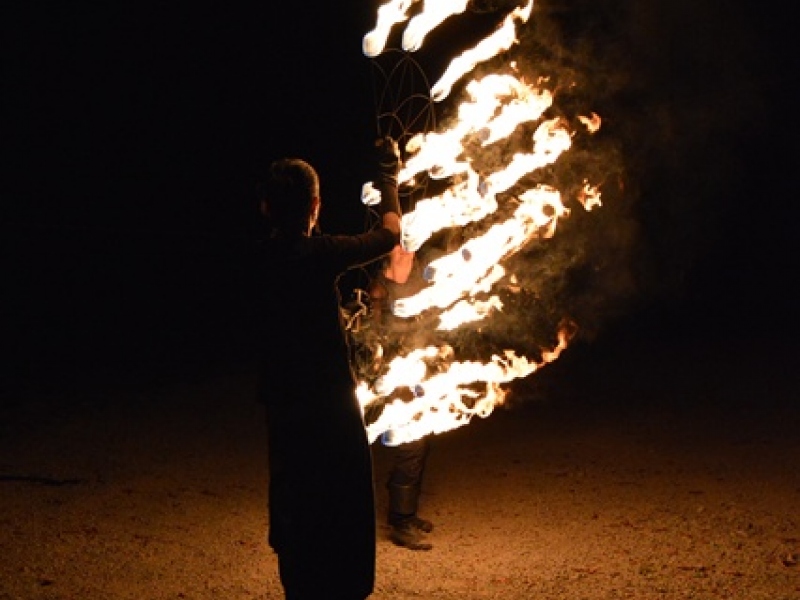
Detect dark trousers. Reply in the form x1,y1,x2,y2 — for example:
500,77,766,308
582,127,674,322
387,436,429,520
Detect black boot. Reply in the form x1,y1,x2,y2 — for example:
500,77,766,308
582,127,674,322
408,515,433,533
388,482,433,550
389,515,432,551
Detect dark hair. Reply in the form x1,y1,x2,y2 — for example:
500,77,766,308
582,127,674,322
261,158,319,229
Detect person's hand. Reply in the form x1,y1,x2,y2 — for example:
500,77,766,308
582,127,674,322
384,244,414,284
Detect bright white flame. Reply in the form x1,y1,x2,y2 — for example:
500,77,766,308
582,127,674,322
399,74,554,184
396,184,567,317
431,1,534,102
357,1,604,443
436,295,503,331
365,328,571,445
363,0,418,58
402,0,470,52
400,117,571,253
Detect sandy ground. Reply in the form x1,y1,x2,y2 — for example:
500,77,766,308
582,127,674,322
1,322,799,600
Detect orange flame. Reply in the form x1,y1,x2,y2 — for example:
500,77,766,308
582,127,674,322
358,1,603,444
359,326,574,445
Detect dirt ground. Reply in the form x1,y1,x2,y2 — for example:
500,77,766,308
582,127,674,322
1,321,798,600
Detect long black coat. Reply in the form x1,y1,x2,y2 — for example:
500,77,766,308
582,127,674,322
257,226,397,598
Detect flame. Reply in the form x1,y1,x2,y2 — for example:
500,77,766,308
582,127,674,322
578,180,603,211
430,1,534,102
357,1,604,443
362,327,573,446
579,112,602,133
395,184,567,318
363,0,417,58
436,295,503,331
399,74,554,184
402,0,470,52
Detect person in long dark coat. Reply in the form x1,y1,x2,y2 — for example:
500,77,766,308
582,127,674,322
256,140,402,600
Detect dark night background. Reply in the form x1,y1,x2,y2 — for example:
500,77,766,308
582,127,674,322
3,1,798,398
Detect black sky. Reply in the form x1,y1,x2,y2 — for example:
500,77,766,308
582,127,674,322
3,1,798,389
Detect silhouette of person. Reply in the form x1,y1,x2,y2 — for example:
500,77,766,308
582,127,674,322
255,138,402,599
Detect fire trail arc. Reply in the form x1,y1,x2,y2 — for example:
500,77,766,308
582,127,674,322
347,0,605,446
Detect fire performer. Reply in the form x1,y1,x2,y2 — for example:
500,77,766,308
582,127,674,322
256,138,402,600
367,247,435,551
